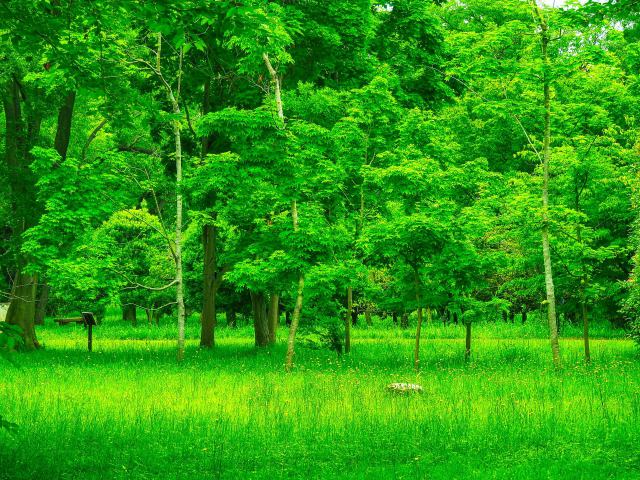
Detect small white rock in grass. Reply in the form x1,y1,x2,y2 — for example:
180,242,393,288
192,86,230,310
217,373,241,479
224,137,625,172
387,383,424,394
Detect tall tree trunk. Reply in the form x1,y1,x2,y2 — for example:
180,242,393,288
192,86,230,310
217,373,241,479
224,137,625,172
123,303,137,326
268,293,280,344
575,173,590,363
4,79,75,349
199,72,221,349
345,286,353,354
414,306,423,371
284,200,306,369
262,54,306,369
285,273,305,372
200,224,217,348
582,294,591,363
532,2,561,368
5,272,39,350
31,91,76,329
154,35,187,361
34,281,49,326
53,91,76,159
251,292,269,347
401,312,409,329
465,321,472,361
413,270,423,371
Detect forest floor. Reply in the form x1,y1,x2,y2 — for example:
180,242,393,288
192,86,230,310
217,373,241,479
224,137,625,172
1,320,639,479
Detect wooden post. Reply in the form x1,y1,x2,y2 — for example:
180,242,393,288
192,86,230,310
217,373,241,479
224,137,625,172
82,312,96,352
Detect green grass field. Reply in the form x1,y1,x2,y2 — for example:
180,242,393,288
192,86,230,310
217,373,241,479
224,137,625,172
1,320,639,479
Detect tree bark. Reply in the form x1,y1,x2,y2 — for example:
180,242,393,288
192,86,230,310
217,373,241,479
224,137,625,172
532,2,561,368
414,306,423,371
5,271,39,350
401,312,409,329
200,224,217,348
123,303,137,326
345,286,353,354
251,292,269,347
268,293,280,344
4,79,75,348
154,35,187,361
34,281,49,325
53,91,76,159
465,321,472,361
199,71,221,349
262,54,306,369
582,296,591,363
285,273,305,372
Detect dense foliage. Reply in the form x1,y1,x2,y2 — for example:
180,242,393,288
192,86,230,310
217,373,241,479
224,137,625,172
1,0,639,362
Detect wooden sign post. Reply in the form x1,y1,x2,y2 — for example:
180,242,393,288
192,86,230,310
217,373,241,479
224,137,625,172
82,312,97,352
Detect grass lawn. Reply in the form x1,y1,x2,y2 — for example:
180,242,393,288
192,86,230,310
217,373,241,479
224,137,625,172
1,320,639,479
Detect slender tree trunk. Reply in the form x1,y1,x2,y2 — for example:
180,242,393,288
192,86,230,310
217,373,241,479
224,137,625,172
582,295,591,363
174,111,186,361
576,174,590,363
414,306,423,371
123,304,137,326
155,35,187,361
200,224,217,348
34,281,49,325
199,72,221,349
392,311,398,325
413,270,423,371
262,54,306,369
284,200,306,369
53,91,76,160
285,273,305,372
6,272,39,350
532,3,561,368
268,293,280,344
522,307,527,324
465,321,472,361
345,286,353,354
251,292,270,347
262,53,284,123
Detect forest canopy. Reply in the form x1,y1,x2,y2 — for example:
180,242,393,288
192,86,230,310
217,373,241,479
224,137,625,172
1,0,639,366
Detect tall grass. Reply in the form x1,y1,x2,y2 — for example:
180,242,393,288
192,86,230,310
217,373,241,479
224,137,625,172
1,321,638,479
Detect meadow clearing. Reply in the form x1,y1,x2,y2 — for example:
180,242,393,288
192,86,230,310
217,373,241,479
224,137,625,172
1,320,638,480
